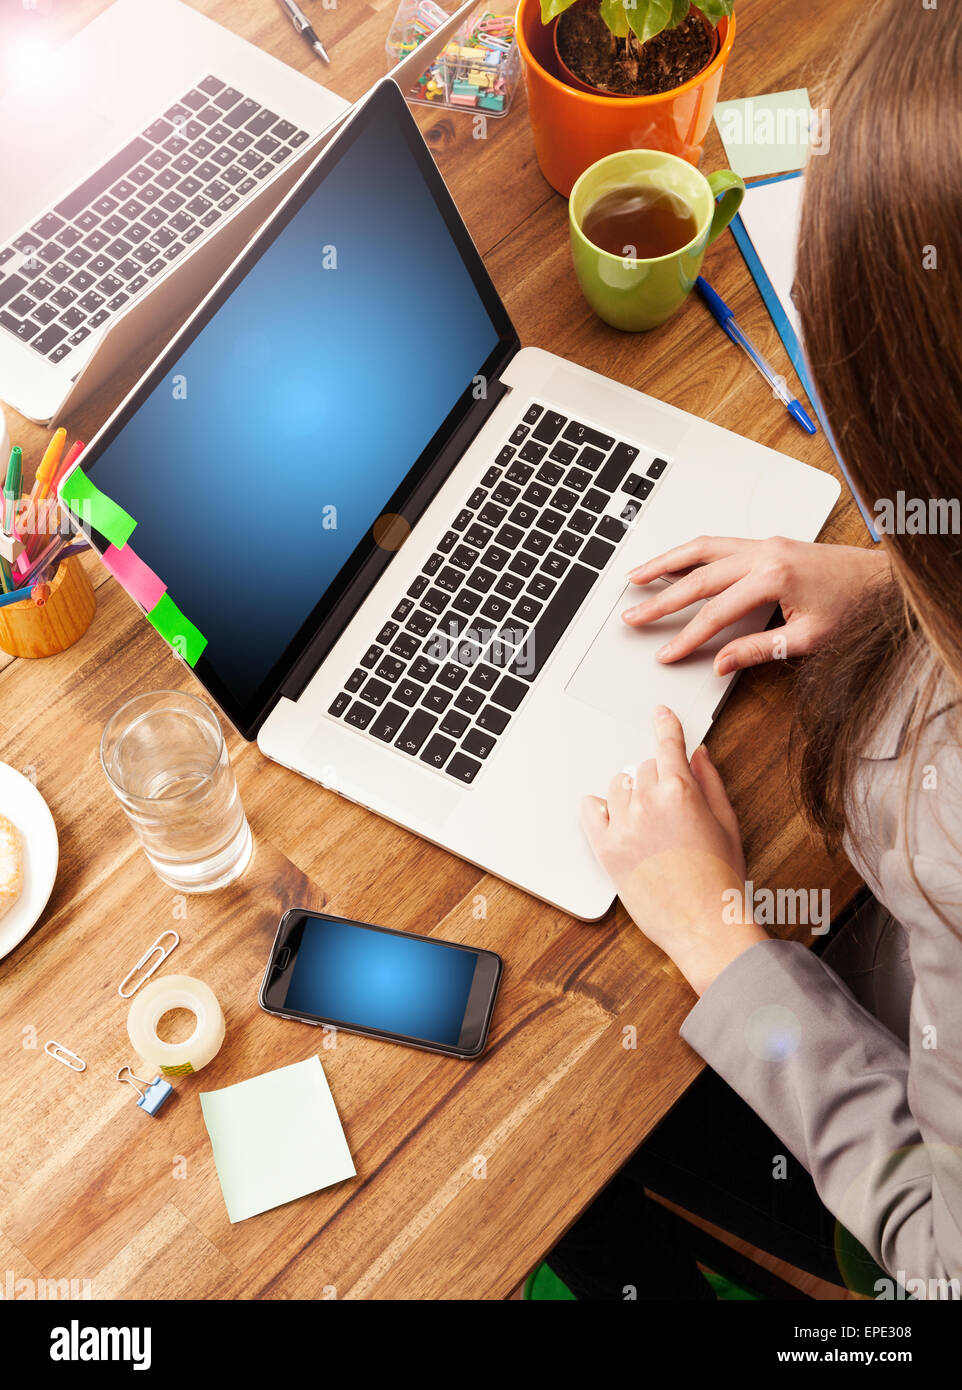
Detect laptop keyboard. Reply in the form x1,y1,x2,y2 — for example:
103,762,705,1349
327,402,672,785
0,76,311,366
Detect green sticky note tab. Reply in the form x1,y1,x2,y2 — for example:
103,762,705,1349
146,592,208,667
713,89,816,180
59,467,136,548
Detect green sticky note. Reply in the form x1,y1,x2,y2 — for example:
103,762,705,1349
59,467,136,549
200,1057,356,1223
146,592,208,667
713,89,817,180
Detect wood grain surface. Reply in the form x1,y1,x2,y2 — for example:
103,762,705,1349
0,0,866,1299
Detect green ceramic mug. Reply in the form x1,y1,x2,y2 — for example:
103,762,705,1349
569,150,746,332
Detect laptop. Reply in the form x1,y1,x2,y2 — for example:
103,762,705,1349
0,0,478,423
59,79,840,920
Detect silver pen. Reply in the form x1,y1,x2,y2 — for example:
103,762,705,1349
277,0,331,65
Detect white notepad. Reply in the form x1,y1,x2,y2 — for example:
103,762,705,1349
200,1056,356,1223
736,175,806,342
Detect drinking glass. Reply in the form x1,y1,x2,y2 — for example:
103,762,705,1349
101,690,252,892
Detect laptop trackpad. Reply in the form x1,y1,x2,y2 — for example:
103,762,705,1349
565,583,733,726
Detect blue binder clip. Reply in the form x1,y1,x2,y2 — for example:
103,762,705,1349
116,1066,174,1117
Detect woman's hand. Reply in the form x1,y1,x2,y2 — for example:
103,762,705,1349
582,707,768,996
622,536,891,675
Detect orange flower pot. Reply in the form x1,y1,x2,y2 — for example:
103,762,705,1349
516,0,736,197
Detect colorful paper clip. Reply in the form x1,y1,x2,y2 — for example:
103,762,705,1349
117,929,180,998
44,1041,86,1072
116,1066,174,1117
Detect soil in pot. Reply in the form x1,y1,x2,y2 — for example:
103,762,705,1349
556,1,715,97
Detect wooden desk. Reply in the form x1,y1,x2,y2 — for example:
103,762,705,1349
0,0,864,1300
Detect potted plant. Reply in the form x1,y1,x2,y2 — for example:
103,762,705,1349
516,0,736,196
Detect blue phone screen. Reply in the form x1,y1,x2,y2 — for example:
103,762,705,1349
284,916,480,1046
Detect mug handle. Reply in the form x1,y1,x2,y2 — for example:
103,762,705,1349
705,170,746,246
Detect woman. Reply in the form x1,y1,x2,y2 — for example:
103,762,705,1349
546,0,962,1298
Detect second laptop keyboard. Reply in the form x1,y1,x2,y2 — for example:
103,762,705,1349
0,75,311,366
327,402,672,786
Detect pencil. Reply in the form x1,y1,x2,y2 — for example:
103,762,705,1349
0,584,45,609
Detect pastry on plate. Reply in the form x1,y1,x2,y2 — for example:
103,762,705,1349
0,813,23,920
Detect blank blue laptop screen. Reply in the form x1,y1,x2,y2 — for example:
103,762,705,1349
82,91,503,722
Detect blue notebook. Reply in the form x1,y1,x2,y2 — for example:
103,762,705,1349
730,171,879,541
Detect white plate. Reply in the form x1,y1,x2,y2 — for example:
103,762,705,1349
0,763,59,961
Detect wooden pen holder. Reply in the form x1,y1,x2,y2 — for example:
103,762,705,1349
0,557,96,658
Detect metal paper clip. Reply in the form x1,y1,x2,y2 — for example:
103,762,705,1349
44,1041,86,1072
117,929,180,998
116,1066,174,1117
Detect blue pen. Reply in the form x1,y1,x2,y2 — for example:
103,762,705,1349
696,277,817,435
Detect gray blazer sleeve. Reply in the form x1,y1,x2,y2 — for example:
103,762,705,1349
680,663,962,1286
681,905,962,1285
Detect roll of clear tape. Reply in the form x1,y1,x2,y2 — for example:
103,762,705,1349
126,974,225,1077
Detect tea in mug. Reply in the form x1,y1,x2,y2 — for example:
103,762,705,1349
581,185,699,260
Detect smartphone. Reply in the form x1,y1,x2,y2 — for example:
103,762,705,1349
259,909,503,1058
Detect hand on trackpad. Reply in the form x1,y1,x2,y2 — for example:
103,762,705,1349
564,583,732,726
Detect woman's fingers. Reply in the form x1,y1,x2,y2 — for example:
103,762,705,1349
647,572,778,664
714,616,816,674
622,554,749,627
605,768,634,819
713,632,784,676
652,706,691,781
627,536,754,587
580,795,609,855
633,757,658,790
689,744,741,848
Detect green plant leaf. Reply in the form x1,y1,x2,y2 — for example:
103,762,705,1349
540,0,579,23
624,0,675,45
599,0,632,38
668,0,691,27
692,0,734,25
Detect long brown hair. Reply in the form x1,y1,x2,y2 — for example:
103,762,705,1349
792,0,962,851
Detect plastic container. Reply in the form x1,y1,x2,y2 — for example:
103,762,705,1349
386,0,522,118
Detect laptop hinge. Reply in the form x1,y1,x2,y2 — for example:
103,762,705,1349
277,368,515,710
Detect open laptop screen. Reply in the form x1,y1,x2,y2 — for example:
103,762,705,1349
70,81,516,737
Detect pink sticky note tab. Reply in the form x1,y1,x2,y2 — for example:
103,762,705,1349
101,543,166,612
